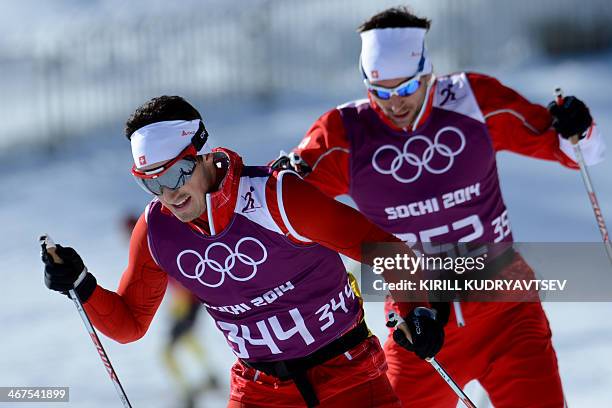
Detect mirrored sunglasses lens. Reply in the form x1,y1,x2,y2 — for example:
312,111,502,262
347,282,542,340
397,80,420,97
155,159,196,193
171,160,196,187
372,89,392,100
133,176,162,195
133,159,196,196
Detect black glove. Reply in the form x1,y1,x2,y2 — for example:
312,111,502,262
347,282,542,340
428,301,451,327
393,307,445,360
270,151,312,176
42,244,97,302
547,96,592,139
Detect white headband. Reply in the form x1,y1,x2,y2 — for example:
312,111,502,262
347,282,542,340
360,27,432,82
130,119,210,168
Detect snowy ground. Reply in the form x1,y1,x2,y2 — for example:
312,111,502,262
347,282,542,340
1,52,612,407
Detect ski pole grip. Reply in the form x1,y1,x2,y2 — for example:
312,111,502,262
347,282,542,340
387,311,414,343
554,87,564,106
387,311,405,327
39,234,64,264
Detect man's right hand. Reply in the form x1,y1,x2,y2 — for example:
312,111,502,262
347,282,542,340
42,244,97,302
393,307,445,360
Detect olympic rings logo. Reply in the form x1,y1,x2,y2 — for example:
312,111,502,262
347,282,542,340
177,237,267,288
371,126,466,183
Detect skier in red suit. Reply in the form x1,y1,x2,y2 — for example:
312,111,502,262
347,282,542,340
286,7,604,408
42,96,432,407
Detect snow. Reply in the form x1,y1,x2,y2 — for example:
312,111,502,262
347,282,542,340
1,45,612,408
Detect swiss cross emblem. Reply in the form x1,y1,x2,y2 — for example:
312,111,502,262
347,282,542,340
371,70,379,79
139,155,147,166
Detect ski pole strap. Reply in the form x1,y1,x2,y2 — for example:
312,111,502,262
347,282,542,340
241,320,369,407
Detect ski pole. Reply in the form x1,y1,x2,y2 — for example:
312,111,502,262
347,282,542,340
388,311,477,408
40,234,133,408
554,88,612,264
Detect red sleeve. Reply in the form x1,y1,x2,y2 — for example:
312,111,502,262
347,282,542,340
468,72,578,169
293,109,351,197
272,172,399,260
83,213,168,343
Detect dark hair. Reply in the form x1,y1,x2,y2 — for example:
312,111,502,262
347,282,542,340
358,6,431,33
125,95,202,140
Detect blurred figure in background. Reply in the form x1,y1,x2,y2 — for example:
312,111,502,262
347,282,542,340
161,279,219,408
283,6,604,408
123,214,218,408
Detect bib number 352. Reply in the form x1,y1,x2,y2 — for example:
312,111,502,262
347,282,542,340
394,212,511,255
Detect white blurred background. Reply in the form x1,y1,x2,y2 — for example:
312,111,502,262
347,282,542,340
1,1,611,407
